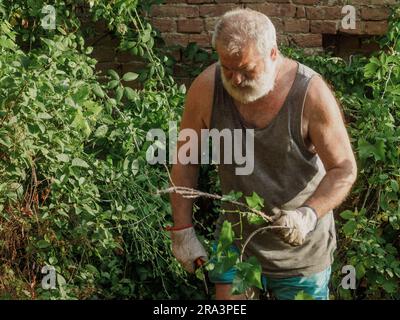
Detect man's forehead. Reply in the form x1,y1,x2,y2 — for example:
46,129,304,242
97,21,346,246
218,45,263,68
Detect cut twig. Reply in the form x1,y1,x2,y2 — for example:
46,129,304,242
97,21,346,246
239,225,291,263
156,186,279,224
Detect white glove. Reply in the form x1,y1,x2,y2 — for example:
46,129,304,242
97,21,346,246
272,206,318,246
169,226,208,273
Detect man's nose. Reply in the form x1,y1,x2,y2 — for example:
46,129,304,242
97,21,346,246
232,71,244,86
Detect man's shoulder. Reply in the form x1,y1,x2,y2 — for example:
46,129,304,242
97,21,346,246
188,62,217,95
185,63,218,128
306,73,334,107
304,71,341,125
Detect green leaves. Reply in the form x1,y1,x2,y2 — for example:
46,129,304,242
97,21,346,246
245,192,264,211
364,56,382,79
108,80,119,89
71,158,90,169
358,138,386,162
294,290,315,300
246,212,265,225
340,210,354,220
37,240,51,249
124,87,136,100
343,220,357,236
107,69,120,81
37,112,53,120
0,0,398,302
94,124,108,138
122,72,138,82
56,154,70,163
231,257,263,295
92,84,105,98
116,86,124,103
221,190,243,202
217,221,234,253
0,5,191,301
72,85,90,103
390,180,399,193
207,249,239,279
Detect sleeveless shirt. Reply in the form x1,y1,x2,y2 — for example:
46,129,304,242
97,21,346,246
210,62,337,277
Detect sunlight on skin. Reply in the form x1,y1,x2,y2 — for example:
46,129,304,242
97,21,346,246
216,42,280,104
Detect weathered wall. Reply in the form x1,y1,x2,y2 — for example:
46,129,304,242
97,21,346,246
150,0,392,52
87,1,394,86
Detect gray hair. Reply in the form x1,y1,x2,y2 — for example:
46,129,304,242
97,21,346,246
212,8,277,56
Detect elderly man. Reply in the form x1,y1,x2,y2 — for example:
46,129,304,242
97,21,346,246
168,8,357,300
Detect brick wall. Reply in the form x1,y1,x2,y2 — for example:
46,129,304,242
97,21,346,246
87,1,393,87
150,0,393,55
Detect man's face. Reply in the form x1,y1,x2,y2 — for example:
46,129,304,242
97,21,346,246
217,42,278,104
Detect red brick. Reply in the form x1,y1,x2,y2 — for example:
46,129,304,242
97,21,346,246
303,47,324,56
363,21,388,35
165,0,186,3
351,0,396,4
242,0,290,2
246,3,296,17
95,62,122,75
292,0,319,4
116,51,135,63
284,19,309,33
306,6,342,20
121,61,147,74
310,21,338,34
151,5,199,18
173,63,189,77
187,0,213,3
346,0,369,4
177,19,204,33
338,22,363,35
87,34,119,48
91,46,116,63
270,17,284,31
296,6,306,18
277,33,289,46
169,48,182,62
162,33,190,47
215,0,240,3
199,4,237,17
205,17,219,31
189,33,212,47
151,18,176,33
361,8,391,21
289,33,322,47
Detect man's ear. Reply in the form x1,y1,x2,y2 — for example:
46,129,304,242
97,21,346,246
270,47,278,61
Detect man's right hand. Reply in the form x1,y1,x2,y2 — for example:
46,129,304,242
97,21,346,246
169,226,208,273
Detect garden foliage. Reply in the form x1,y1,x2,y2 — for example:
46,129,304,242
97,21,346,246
0,0,399,299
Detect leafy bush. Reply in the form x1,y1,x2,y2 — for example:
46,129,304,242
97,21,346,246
178,6,400,300
283,8,400,299
0,0,399,300
0,0,203,299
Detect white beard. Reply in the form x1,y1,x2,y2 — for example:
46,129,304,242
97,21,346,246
220,58,278,104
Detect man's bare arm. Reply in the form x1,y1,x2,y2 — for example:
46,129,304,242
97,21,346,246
170,65,215,228
303,76,357,218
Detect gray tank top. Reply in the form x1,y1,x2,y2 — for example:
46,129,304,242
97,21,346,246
210,62,337,278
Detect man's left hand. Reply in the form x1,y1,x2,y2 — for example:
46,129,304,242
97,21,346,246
272,207,318,246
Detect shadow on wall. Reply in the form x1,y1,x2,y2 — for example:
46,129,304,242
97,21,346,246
323,34,380,60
